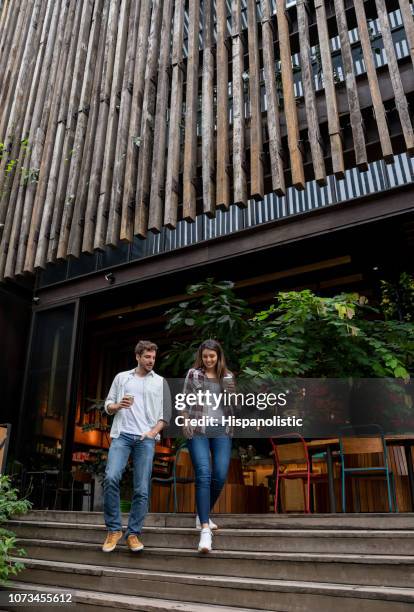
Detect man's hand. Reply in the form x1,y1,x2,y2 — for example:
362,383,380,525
108,397,133,414
140,430,157,440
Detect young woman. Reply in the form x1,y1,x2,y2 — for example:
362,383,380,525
183,339,235,553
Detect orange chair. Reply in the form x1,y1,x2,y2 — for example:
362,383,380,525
269,434,327,513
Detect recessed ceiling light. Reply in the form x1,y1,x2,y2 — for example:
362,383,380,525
118,315,123,319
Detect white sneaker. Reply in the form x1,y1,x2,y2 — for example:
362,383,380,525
198,527,212,553
196,516,218,530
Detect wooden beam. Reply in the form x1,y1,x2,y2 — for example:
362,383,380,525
277,0,305,190
201,0,215,218
94,0,130,251
44,0,87,265
398,0,414,72
0,0,48,280
134,0,164,237
105,0,142,247
297,0,326,185
67,0,110,260
148,0,174,233
375,0,414,155
261,0,285,196
182,0,200,222
164,0,185,228
120,0,152,242
333,0,368,170
247,0,264,200
216,0,231,210
82,0,122,255
231,0,248,207
24,0,73,273
354,0,393,163
54,0,103,263
314,0,345,178
14,0,63,276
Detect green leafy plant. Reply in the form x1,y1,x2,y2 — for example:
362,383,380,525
162,278,252,375
0,475,31,583
240,290,413,380
381,272,414,322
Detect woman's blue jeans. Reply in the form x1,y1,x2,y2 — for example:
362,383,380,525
187,435,232,524
103,433,155,537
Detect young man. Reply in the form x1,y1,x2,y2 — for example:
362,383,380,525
102,340,170,553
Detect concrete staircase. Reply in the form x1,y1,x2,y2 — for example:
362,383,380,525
4,511,414,611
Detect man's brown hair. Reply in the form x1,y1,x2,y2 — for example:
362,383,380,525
135,340,158,355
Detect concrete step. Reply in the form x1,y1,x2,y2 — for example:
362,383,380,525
3,582,264,612
17,538,414,588
18,510,414,530
9,520,414,555
11,558,414,612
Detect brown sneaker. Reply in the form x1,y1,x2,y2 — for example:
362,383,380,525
127,534,144,552
102,531,123,552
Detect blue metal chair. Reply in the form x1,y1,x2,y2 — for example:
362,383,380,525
151,442,194,512
339,424,398,513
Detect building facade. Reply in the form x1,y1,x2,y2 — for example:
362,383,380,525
0,0,413,473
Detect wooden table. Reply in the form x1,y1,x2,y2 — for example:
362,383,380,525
307,435,414,512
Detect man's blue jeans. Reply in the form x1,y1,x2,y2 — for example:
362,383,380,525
103,433,155,537
187,435,232,524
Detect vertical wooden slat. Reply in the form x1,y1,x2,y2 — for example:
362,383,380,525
0,0,32,143
134,0,164,238
297,0,326,185
94,0,131,251
334,0,368,170
35,0,83,270
104,0,142,247
182,0,200,222
13,0,63,276
354,0,393,163
148,0,174,233
0,0,35,218
119,0,152,242
82,0,122,254
314,0,345,178
247,0,264,199
56,0,106,261
22,0,71,274
68,0,110,259
216,0,231,210
0,0,20,92
231,0,248,207
399,0,414,71
164,0,185,228
201,0,215,217
47,0,95,264
0,1,50,278
261,0,285,196
276,0,305,190
376,0,414,154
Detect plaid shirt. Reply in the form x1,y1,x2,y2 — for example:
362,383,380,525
182,367,235,437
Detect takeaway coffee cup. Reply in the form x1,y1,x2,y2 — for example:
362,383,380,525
124,394,134,407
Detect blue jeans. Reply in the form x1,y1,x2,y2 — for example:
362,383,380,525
187,435,232,524
103,433,155,537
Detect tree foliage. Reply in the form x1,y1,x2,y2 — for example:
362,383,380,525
161,278,251,375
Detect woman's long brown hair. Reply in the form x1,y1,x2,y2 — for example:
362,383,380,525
192,339,229,380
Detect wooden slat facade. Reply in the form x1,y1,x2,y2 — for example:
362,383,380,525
1,0,414,280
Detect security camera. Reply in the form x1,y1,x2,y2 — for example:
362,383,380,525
104,272,115,284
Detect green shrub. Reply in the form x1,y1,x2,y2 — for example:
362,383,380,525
0,475,31,584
